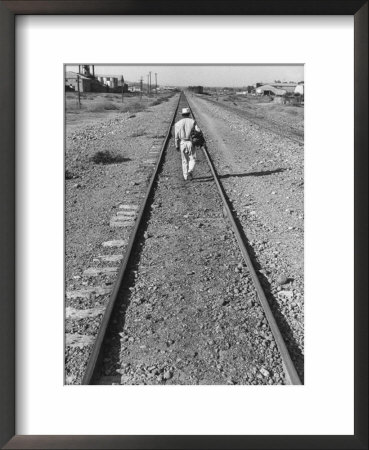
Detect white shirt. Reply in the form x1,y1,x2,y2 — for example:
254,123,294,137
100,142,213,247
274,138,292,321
174,117,200,148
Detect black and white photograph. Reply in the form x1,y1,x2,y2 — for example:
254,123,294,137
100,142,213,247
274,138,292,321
64,64,304,386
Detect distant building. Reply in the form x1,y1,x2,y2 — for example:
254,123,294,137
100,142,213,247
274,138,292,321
188,86,204,94
128,85,142,93
65,71,128,93
272,83,297,93
103,77,118,88
256,84,287,96
294,82,304,96
254,81,301,96
65,71,92,92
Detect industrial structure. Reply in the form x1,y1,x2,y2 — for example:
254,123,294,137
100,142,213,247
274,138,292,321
294,82,304,96
188,86,204,94
254,81,304,104
65,65,128,93
256,84,287,96
255,82,297,95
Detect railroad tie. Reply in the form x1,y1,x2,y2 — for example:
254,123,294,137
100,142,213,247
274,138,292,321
142,159,157,165
93,254,123,263
65,333,95,348
66,286,112,299
110,219,135,228
83,267,118,277
66,306,105,320
110,208,137,227
116,210,136,217
102,239,127,248
119,204,139,210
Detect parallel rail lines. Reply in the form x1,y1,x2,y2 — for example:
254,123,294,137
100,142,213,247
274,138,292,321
81,92,301,385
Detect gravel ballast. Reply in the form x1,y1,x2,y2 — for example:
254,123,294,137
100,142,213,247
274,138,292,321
95,96,286,385
188,93,304,381
65,91,304,385
65,95,179,384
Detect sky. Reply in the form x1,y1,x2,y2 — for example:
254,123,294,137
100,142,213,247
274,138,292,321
66,65,304,87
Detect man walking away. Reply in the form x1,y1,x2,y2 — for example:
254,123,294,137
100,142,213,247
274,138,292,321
175,107,202,181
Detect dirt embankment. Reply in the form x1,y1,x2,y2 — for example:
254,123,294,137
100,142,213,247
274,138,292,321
205,94,304,134
189,93,304,380
201,95,304,142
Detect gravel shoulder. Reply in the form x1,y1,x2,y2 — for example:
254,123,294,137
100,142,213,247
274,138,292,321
188,93,304,380
202,95,304,143
210,94,304,133
65,94,179,384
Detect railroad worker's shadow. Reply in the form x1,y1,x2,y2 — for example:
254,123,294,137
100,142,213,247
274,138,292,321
219,168,287,179
176,169,286,183
193,176,214,183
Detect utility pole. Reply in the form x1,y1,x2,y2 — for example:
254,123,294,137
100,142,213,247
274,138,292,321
147,74,150,95
155,73,157,96
149,71,152,95
140,77,143,101
77,74,81,108
121,75,124,103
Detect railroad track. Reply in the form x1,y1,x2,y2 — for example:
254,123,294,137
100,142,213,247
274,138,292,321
80,92,301,385
199,95,304,146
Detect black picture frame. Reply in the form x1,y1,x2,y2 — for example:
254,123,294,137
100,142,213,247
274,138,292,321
0,1,367,449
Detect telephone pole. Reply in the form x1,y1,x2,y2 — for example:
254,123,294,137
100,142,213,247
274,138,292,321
155,73,157,96
140,77,143,101
147,74,150,95
121,75,124,103
149,71,152,95
77,74,81,108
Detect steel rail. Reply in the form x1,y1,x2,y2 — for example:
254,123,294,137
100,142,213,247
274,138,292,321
81,94,181,384
186,93,302,385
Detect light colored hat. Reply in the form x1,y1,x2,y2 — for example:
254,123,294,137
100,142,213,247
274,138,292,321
181,107,190,115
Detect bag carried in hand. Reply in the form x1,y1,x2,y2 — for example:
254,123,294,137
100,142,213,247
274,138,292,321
191,128,205,147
